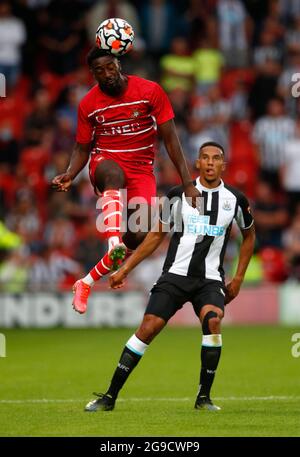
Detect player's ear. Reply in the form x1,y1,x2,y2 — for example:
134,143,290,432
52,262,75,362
195,158,200,170
222,159,226,172
117,59,122,71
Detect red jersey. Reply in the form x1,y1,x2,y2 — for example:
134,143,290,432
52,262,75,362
76,75,174,162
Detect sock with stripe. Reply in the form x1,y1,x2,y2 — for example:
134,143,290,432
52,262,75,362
101,189,123,250
106,334,148,399
82,253,113,286
198,334,222,398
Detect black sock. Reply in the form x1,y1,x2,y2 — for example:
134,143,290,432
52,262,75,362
199,346,222,398
106,346,142,399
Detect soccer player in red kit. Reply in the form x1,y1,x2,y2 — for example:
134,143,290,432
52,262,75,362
52,47,199,313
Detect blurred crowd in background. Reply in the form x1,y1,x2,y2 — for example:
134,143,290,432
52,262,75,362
1,0,300,293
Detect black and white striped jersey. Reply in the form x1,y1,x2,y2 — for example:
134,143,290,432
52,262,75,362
252,116,295,170
160,178,254,283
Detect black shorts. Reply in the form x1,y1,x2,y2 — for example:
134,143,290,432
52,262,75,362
145,272,226,322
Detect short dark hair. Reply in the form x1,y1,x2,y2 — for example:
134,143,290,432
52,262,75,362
199,141,225,157
87,46,117,67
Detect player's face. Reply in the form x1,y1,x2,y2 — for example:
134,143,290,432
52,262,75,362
91,56,125,96
196,147,225,185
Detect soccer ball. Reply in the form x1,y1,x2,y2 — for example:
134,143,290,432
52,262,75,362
95,18,135,56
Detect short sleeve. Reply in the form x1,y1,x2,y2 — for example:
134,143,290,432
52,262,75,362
149,82,174,125
235,193,254,230
76,101,93,144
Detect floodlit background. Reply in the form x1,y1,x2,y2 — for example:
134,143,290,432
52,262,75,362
0,0,300,439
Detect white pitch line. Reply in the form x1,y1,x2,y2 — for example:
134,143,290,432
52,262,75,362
0,396,299,404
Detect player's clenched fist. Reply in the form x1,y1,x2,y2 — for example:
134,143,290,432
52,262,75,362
109,267,127,289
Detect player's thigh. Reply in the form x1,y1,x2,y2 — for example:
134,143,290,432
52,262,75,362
145,276,188,323
192,281,225,321
94,158,126,192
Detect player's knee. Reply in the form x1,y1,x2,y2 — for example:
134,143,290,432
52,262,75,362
123,232,146,250
136,315,164,344
202,311,221,335
103,168,125,189
94,162,125,191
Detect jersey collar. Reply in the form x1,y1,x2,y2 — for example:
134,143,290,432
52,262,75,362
196,177,224,192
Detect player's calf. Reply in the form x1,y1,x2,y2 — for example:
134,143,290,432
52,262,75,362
85,334,149,412
196,308,223,408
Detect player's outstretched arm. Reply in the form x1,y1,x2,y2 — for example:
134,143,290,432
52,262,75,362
109,221,167,289
52,142,90,192
158,119,201,207
225,224,256,304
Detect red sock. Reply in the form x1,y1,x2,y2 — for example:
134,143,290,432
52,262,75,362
89,253,113,281
88,248,133,282
101,189,123,239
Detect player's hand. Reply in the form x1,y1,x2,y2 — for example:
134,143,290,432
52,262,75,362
52,173,73,192
109,267,127,289
184,183,202,211
225,277,242,304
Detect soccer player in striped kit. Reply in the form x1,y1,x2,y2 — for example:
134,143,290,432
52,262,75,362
52,47,199,313
84,141,255,412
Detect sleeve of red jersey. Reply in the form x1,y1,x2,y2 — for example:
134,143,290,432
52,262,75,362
150,82,174,125
76,100,93,144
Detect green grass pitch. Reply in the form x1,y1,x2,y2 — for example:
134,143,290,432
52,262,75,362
0,326,299,437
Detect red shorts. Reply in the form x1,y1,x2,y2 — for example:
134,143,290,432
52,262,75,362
89,152,157,206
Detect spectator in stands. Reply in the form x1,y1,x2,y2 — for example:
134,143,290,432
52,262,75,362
217,0,251,68
253,29,283,68
285,16,300,54
253,180,288,249
160,36,194,94
193,37,224,95
51,117,74,157
0,247,29,293
26,88,55,132
44,215,76,253
0,123,19,168
229,79,249,121
121,37,157,81
184,0,217,48
29,244,82,291
262,0,286,46
280,116,300,215
282,211,300,281
5,191,41,247
0,1,26,89
140,0,178,57
252,97,295,187
188,85,231,160
39,4,83,75
279,0,300,24
248,57,282,119
55,86,79,134
277,50,300,116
